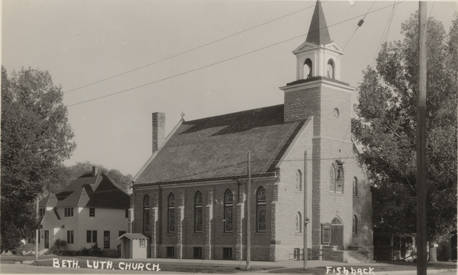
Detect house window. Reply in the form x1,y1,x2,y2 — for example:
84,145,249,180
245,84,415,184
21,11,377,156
103,231,110,249
304,58,312,79
296,212,302,233
256,186,267,232
86,230,97,244
39,208,45,217
321,224,331,245
89,208,95,217
64,208,74,217
167,193,175,232
327,59,335,79
143,195,150,233
223,247,233,260
166,246,175,258
125,209,128,218
330,161,344,193
139,239,146,248
353,177,358,197
66,230,74,244
194,191,203,232
224,189,233,232
353,215,358,236
296,170,303,191
118,231,126,237
193,247,203,259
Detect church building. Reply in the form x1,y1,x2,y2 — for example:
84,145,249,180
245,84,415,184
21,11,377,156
132,1,373,261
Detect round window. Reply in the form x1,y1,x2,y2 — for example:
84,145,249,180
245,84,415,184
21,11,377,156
333,108,340,118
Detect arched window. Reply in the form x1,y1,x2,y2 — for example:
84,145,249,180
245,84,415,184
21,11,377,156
327,59,335,79
224,189,233,232
330,161,344,193
167,193,175,232
304,59,312,79
296,212,302,233
194,191,203,232
256,186,267,232
296,170,303,191
353,177,358,197
143,195,150,234
353,215,358,236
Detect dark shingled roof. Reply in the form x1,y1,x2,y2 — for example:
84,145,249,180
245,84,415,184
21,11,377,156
118,233,148,240
52,173,129,209
306,0,332,45
136,104,306,184
87,174,130,209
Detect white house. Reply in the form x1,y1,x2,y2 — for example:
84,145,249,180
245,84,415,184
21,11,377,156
38,167,130,253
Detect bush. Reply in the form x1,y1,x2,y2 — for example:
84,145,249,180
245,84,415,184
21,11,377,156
49,239,68,255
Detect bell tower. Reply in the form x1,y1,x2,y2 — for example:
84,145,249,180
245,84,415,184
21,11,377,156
294,0,343,81
280,0,355,258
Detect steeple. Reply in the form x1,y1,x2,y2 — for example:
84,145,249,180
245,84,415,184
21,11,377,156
290,0,343,81
306,0,332,45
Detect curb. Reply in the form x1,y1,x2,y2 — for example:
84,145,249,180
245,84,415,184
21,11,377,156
375,269,455,275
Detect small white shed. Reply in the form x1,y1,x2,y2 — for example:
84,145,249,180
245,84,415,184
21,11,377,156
118,233,148,259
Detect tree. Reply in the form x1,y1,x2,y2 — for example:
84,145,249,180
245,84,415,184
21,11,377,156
1,67,75,250
352,13,457,242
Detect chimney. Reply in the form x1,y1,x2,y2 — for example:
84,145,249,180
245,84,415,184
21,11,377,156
92,166,99,176
152,112,165,153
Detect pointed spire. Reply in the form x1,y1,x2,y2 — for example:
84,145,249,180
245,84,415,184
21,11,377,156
306,0,332,45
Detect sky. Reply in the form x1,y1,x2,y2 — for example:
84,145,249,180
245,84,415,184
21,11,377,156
2,0,457,176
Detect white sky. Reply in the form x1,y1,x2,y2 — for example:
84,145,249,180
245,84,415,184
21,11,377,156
2,0,457,175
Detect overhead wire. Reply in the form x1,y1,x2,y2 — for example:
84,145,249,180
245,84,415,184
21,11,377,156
64,3,316,94
343,1,376,50
67,2,404,108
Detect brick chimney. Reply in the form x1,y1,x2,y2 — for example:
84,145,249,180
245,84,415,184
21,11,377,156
152,112,165,153
92,166,98,176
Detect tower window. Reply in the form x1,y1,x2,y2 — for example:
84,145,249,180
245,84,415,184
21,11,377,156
296,212,302,233
304,59,312,79
327,59,335,79
353,177,358,197
330,160,344,193
296,170,303,191
353,215,358,236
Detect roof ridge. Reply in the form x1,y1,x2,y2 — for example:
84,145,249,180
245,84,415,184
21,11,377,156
184,104,284,123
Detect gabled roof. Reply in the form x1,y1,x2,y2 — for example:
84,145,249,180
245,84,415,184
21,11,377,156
306,0,332,45
56,175,101,208
48,172,129,209
135,104,306,184
118,233,147,240
87,174,130,209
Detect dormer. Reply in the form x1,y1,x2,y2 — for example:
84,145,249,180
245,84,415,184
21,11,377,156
294,1,343,81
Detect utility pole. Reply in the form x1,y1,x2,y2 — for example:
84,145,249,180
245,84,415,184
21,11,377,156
245,151,252,270
35,196,39,261
416,2,427,275
303,151,308,270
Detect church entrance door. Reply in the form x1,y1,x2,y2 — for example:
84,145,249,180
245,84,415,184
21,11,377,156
330,218,343,249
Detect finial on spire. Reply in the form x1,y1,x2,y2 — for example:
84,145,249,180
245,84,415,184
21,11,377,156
306,0,332,45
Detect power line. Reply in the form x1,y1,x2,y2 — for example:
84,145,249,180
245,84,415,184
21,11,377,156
343,1,376,50
375,1,398,57
64,3,316,94
67,2,403,108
